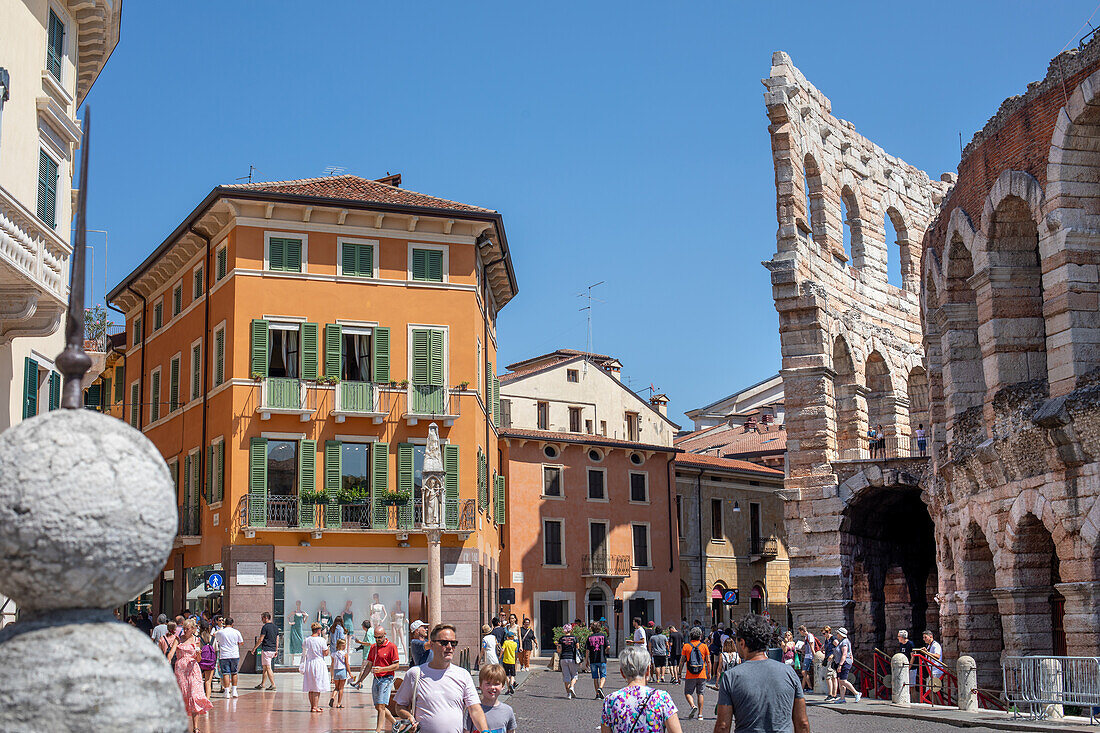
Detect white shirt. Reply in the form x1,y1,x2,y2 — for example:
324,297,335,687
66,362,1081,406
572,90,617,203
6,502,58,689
214,627,244,659
481,634,499,664
151,623,169,642
633,627,646,645
926,640,944,678
394,663,479,733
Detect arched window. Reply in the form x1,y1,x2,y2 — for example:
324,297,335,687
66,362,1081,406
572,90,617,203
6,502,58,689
866,351,893,454
885,207,912,291
803,154,825,250
906,366,928,456
840,186,865,269
833,335,860,460
943,236,986,434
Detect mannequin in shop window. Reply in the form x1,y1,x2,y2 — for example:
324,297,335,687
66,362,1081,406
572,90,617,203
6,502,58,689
317,600,332,631
342,600,354,635
369,594,388,632
289,600,307,663
391,600,407,660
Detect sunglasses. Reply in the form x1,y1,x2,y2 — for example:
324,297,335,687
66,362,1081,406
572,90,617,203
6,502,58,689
433,639,458,648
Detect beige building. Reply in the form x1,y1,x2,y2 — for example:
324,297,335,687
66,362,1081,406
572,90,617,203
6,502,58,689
0,0,121,433
675,453,789,628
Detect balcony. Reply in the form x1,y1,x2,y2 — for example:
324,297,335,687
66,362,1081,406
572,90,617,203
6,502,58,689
0,184,69,345
582,554,632,578
836,434,930,461
750,537,778,560
402,386,461,426
177,505,200,545
257,377,313,421
331,381,386,423
237,496,476,536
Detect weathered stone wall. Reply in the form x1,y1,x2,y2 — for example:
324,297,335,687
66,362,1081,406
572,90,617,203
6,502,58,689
764,51,950,655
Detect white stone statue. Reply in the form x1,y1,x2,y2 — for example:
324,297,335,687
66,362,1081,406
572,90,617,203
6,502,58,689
422,423,445,528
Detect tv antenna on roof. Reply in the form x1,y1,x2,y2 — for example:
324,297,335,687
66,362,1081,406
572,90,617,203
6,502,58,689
578,280,605,376
323,166,346,176
236,165,263,184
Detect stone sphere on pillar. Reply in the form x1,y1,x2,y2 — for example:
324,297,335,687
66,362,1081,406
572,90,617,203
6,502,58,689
0,410,176,611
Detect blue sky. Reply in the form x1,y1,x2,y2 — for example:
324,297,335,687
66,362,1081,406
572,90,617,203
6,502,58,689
82,1,1100,425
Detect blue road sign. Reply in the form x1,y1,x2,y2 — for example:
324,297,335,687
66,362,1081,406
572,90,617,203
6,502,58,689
723,589,739,605
204,571,224,592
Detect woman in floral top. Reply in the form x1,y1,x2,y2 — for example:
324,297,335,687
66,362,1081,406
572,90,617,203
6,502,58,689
601,646,682,733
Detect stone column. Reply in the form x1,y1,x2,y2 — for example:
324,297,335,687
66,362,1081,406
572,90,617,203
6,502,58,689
1039,658,1064,720
1055,581,1100,657
957,655,977,711
427,529,442,630
955,589,1003,690
814,650,827,694
993,587,1053,656
891,653,910,706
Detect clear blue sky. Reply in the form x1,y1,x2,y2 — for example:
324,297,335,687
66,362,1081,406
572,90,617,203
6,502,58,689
82,0,1100,426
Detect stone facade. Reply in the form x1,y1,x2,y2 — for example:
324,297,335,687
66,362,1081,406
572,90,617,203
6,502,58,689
768,39,1100,688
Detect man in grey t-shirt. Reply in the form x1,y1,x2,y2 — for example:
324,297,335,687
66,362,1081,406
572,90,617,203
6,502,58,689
649,626,670,683
715,614,809,733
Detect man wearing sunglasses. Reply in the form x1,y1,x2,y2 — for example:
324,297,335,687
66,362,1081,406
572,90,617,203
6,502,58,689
394,624,490,733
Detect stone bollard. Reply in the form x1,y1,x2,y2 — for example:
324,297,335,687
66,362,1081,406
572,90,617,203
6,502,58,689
957,656,978,711
891,653,910,706
0,411,187,731
814,650,827,694
1039,657,1064,720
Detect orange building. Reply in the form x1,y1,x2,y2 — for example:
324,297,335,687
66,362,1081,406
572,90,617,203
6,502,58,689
498,351,680,653
107,174,517,668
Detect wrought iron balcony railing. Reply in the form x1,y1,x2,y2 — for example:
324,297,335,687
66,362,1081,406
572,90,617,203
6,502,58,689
240,495,476,533
178,504,200,537
582,554,632,578
750,537,779,558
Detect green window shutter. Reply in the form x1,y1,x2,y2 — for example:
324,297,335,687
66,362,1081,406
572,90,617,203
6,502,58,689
133,316,142,344
173,285,182,316
37,151,57,229
115,365,125,401
215,329,225,385
169,357,180,412
194,267,203,299
325,324,342,378
427,249,443,282
358,244,373,278
429,330,444,386
150,371,161,422
411,248,427,281
477,449,488,510
324,441,342,528
300,322,319,380
217,247,227,280
153,303,162,330
216,442,225,503
248,437,268,527
411,330,430,385
299,439,317,526
495,374,501,425
86,384,101,409
396,443,413,529
171,460,180,502
184,454,192,506
250,319,269,378
341,242,357,277
205,446,213,504
495,475,506,525
46,10,64,81
444,444,460,529
486,361,493,411
101,378,111,407
191,345,201,399
129,383,139,427
373,442,393,528
48,372,60,411
285,239,302,272
373,327,390,383
268,238,285,272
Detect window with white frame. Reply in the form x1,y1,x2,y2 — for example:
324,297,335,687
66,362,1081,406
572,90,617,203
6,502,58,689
213,324,226,386
543,519,563,566
37,149,59,228
190,341,202,400
629,472,648,503
587,468,606,500
409,244,446,283
150,367,162,422
340,326,373,382
268,322,300,379
193,265,204,299
215,243,228,281
266,233,305,273
543,465,562,497
632,523,651,568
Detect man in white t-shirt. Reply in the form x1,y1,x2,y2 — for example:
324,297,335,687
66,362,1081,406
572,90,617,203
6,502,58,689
395,624,489,733
150,614,169,642
919,630,945,693
214,616,245,698
630,617,646,646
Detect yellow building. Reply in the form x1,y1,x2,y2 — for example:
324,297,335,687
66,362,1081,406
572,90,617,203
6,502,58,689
107,174,517,668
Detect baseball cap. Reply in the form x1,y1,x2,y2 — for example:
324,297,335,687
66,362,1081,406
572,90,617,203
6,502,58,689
410,620,427,631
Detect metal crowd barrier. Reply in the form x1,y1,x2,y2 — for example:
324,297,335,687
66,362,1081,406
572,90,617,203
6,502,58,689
1003,655,1100,723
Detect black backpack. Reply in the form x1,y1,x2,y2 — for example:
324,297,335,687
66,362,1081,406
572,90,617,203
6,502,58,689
686,641,706,674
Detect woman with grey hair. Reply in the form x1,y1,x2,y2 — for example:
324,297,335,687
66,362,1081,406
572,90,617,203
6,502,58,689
600,646,682,733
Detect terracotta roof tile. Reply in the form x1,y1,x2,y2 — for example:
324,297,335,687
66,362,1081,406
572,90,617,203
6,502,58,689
674,453,784,476
223,175,494,214
499,428,674,453
676,424,787,455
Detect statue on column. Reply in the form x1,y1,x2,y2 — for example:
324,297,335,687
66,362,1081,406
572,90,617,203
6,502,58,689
422,423,445,529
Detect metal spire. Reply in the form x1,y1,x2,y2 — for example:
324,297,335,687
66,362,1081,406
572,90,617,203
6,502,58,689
57,109,92,409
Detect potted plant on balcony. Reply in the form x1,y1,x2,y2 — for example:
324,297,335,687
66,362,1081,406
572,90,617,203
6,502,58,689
379,489,412,506
336,486,370,505
399,379,410,388
318,375,339,386
457,381,469,390
250,372,264,382
299,490,328,506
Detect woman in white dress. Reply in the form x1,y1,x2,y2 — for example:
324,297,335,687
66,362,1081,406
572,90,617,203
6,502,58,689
300,622,331,713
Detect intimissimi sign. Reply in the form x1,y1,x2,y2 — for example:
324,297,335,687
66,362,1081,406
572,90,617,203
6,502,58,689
307,571,400,586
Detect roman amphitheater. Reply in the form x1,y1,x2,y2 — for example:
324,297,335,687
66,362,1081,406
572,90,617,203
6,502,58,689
767,41,1100,687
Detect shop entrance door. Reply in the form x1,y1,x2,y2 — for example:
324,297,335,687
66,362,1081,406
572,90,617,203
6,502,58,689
539,599,566,650
627,597,653,627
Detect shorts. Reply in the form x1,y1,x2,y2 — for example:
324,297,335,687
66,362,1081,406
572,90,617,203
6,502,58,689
668,654,681,669
372,675,395,706
684,678,706,696
334,668,348,681
560,659,579,685
802,659,814,676
261,650,277,668
590,662,606,679
837,663,852,681
653,654,668,668
826,666,837,680
503,663,516,677
218,658,239,676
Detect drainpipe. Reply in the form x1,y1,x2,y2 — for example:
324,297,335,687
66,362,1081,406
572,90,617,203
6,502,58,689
190,227,211,507
696,468,706,617
127,286,147,429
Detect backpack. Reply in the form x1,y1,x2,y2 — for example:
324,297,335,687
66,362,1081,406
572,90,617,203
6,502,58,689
199,641,217,670
686,642,706,675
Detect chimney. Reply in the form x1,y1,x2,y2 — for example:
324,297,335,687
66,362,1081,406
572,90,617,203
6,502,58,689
375,172,402,187
599,359,622,381
649,393,669,417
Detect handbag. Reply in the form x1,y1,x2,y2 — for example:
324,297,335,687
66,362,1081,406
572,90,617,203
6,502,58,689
391,669,420,733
